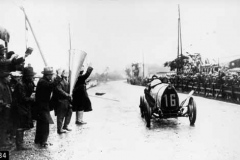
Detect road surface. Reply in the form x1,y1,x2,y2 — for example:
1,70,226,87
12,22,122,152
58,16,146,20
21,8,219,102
10,80,240,160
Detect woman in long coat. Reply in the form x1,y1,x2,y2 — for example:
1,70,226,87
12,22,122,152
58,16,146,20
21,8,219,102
72,66,93,124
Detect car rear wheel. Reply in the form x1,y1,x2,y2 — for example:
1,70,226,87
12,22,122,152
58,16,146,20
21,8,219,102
188,97,197,126
139,97,144,118
144,104,152,128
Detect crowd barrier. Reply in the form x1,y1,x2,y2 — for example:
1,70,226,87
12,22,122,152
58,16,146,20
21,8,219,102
170,78,240,104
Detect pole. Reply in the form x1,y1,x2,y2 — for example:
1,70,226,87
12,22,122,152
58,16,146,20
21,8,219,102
178,5,183,74
25,15,28,50
177,5,180,74
179,9,183,58
177,17,180,74
177,5,180,60
20,7,48,66
179,19,183,73
142,51,144,78
68,23,72,89
69,23,72,51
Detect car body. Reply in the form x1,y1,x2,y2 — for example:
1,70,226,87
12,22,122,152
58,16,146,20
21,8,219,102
139,77,197,128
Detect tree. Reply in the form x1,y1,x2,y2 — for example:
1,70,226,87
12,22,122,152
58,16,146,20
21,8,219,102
164,53,202,74
125,68,131,78
186,52,202,74
132,63,140,77
164,55,189,73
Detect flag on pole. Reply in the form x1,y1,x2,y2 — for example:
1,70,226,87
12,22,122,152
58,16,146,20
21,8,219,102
25,16,29,49
69,50,87,95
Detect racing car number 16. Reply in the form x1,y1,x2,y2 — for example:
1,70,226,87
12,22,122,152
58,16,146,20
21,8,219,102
164,94,176,107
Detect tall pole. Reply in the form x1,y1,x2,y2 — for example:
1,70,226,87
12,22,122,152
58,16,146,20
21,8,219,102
179,5,183,58
177,5,180,74
20,7,48,66
142,51,144,78
68,23,72,86
177,16,180,74
178,4,183,74
177,5,180,59
25,15,28,50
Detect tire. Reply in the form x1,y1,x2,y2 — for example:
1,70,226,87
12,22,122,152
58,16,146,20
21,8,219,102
144,103,152,128
139,97,144,118
188,97,197,125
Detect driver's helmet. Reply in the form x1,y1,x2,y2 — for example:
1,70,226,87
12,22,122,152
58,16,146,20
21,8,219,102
162,76,169,83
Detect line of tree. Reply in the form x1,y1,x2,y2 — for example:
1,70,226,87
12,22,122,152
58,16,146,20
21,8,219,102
164,52,202,74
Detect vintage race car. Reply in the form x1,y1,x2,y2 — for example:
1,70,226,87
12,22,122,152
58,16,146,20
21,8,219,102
139,76,197,128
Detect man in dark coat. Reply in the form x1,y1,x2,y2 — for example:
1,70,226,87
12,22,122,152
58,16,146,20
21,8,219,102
0,72,13,150
50,68,63,115
12,66,36,150
54,70,72,134
34,67,60,148
72,66,93,125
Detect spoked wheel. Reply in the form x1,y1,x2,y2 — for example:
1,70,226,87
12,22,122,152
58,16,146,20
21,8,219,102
188,97,197,126
144,104,152,128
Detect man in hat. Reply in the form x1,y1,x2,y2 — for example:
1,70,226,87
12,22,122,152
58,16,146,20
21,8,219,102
34,67,60,148
0,71,13,149
11,66,36,150
49,68,63,114
54,69,72,134
72,65,93,125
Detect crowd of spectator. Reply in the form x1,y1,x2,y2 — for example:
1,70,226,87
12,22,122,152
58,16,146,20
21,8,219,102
157,71,240,103
0,42,94,151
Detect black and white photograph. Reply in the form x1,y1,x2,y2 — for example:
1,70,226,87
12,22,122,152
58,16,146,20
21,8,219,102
0,0,240,159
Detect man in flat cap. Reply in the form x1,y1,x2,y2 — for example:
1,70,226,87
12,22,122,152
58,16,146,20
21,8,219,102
34,67,60,148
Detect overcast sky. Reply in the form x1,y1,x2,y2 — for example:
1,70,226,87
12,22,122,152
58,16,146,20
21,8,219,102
1,0,240,74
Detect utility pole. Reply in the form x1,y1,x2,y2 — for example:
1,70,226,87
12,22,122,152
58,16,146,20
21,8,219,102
142,51,145,78
177,4,183,74
68,23,72,85
179,5,183,59
177,5,180,74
